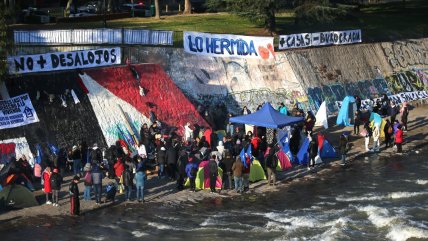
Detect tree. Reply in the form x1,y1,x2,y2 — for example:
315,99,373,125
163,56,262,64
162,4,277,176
154,0,160,19
227,0,276,35
184,0,191,14
0,4,11,82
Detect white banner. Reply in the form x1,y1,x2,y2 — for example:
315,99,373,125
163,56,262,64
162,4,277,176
279,29,361,50
7,47,121,74
0,94,39,130
183,31,274,59
335,91,428,109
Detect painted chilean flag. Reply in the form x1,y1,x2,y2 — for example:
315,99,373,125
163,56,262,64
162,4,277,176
79,64,209,146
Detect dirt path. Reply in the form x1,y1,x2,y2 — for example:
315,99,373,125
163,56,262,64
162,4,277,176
1,102,427,222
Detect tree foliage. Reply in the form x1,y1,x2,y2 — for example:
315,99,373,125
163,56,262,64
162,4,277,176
226,0,276,34
0,4,11,81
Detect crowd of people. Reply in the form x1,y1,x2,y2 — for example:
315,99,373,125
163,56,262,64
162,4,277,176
0,97,411,216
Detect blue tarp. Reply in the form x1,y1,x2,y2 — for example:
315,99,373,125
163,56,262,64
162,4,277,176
230,103,304,129
336,96,355,126
320,140,337,158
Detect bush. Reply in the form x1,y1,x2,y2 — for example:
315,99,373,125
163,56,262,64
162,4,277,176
294,4,349,26
205,0,227,12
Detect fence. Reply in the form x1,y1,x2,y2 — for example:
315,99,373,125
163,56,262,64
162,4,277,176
14,29,174,46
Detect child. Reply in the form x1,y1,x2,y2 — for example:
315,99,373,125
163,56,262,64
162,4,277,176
50,168,62,207
69,175,80,216
105,182,117,203
185,157,198,192
43,167,52,204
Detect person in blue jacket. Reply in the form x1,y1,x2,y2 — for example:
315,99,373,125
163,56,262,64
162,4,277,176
185,157,198,192
135,157,147,202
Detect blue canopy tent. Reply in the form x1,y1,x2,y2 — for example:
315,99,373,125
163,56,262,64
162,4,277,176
230,103,304,128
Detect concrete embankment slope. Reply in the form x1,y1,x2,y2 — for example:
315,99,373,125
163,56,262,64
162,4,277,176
122,38,428,113
2,38,428,156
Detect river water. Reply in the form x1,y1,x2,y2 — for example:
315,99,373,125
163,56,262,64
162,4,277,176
1,148,428,241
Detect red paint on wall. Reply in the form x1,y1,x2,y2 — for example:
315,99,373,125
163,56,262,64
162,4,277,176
84,64,209,134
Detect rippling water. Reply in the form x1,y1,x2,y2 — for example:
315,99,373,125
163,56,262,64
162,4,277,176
1,148,428,241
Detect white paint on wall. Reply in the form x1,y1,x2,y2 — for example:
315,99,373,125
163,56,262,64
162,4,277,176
79,73,151,147
0,137,34,167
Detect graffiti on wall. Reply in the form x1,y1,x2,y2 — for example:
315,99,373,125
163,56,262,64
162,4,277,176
195,88,308,114
307,78,389,112
381,41,428,70
385,71,428,93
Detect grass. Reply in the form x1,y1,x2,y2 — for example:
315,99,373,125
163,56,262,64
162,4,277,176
9,0,428,47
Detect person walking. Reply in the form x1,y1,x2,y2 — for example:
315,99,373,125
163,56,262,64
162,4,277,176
185,157,198,192
372,125,380,152
339,134,348,166
43,167,52,204
157,146,167,179
208,155,219,193
50,168,62,207
92,164,103,205
69,175,80,216
395,125,404,153
265,147,278,186
231,157,244,193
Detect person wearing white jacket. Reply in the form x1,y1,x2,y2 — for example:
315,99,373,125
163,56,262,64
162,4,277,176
372,125,380,152
184,122,193,142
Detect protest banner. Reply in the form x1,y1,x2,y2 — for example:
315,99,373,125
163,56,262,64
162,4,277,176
279,30,362,50
0,94,39,130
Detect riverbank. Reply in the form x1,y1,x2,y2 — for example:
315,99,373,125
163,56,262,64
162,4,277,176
1,103,427,223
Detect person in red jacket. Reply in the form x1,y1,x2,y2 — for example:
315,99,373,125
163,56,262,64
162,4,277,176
395,125,404,153
114,158,125,184
43,167,52,204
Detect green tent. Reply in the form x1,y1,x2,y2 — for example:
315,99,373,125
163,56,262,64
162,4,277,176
0,185,38,210
249,160,266,182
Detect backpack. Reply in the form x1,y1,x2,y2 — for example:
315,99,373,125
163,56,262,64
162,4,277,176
84,171,92,185
387,126,393,134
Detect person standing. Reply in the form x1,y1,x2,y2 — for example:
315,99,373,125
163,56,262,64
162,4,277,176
122,165,133,201
135,159,146,202
372,125,380,152
219,150,233,190
71,145,82,177
185,157,198,192
165,144,177,181
363,122,372,152
92,164,103,205
305,111,316,135
176,150,188,191
307,135,318,169
50,168,62,207
395,125,404,153
157,146,167,179
69,175,80,216
83,165,92,201
354,110,361,135
226,113,234,136
390,102,399,124
400,102,409,131
265,147,278,186
208,155,219,193
384,120,393,148
232,157,244,193
43,167,52,204
339,134,348,166
242,154,251,192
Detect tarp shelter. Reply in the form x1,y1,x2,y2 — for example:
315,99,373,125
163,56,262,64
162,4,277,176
230,103,304,129
0,184,38,209
317,133,337,158
336,96,356,126
185,160,222,190
315,101,328,129
297,137,310,165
